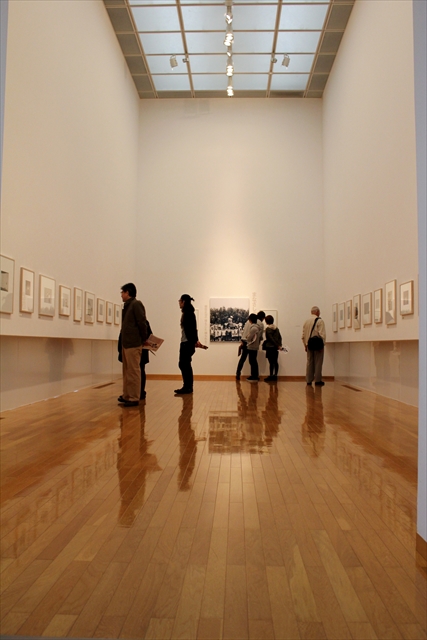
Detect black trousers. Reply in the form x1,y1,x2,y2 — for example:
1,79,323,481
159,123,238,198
179,342,196,390
266,348,279,376
248,349,259,379
236,342,248,374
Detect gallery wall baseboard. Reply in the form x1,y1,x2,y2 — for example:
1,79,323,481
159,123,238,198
146,374,335,382
416,533,427,563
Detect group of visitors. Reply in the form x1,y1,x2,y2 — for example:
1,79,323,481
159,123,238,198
117,282,327,407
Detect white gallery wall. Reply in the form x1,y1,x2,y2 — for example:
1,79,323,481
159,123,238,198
135,98,331,378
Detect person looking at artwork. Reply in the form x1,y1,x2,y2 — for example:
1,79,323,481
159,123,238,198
263,315,282,382
246,313,262,382
302,306,326,386
118,283,148,407
236,310,265,380
175,294,203,395
118,317,152,401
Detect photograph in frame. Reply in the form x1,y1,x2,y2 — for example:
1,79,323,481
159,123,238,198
85,291,95,324
338,302,345,329
374,288,382,323
385,280,397,325
400,280,414,316
263,309,278,325
353,294,361,330
74,287,82,322
362,292,372,325
209,297,250,342
106,301,113,324
20,267,34,313
97,298,105,323
1,255,15,314
39,275,55,317
114,303,121,325
59,286,71,317
332,303,338,332
345,300,352,328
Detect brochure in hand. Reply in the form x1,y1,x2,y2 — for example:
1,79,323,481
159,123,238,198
142,334,164,353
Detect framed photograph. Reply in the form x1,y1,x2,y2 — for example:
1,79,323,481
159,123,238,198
400,280,414,316
332,303,338,332
59,286,71,317
338,302,345,329
1,255,15,314
39,275,55,317
345,300,352,328
97,298,105,323
114,303,121,325
353,294,361,330
20,267,34,313
385,280,397,325
74,287,82,322
362,292,372,325
209,297,249,342
264,309,278,325
85,291,95,324
374,288,382,323
106,301,113,324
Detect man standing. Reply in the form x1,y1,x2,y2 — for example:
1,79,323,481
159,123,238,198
302,306,326,386
119,283,148,406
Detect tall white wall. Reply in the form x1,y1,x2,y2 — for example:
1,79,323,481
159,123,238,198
323,0,418,344
0,0,140,341
136,98,330,378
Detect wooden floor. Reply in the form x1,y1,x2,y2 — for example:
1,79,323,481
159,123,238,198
0,379,426,640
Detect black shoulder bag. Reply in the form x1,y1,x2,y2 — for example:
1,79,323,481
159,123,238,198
307,318,324,351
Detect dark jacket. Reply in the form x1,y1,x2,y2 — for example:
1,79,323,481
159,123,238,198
118,319,152,363
264,326,282,349
121,298,148,348
181,310,198,345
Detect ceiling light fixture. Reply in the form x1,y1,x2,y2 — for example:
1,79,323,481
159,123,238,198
224,23,234,47
227,78,234,97
169,55,178,69
225,4,233,25
226,46,232,58
226,56,234,77
271,56,277,64
282,54,290,68
182,56,189,63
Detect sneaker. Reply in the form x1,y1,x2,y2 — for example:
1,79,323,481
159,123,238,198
315,381,325,386
174,388,193,394
246,377,259,382
118,395,126,403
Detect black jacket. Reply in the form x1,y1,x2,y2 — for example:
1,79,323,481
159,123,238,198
181,310,198,345
121,298,148,348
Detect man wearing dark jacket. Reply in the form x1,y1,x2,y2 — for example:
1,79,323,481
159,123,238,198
119,283,148,406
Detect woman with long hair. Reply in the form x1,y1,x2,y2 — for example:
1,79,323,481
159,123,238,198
175,294,201,395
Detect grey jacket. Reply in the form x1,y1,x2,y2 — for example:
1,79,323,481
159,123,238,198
247,323,262,350
121,298,148,348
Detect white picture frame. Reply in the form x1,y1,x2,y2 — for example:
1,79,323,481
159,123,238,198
353,294,361,330
332,303,338,332
345,300,352,328
74,287,82,322
59,285,71,317
114,303,121,325
97,298,105,323
39,275,55,317
20,267,34,313
1,255,15,314
85,291,95,324
400,280,414,316
362,292,372,325
209,297,250,343
374,288,382,323
385,280,397,325
338,302,345,329
106,301,113,324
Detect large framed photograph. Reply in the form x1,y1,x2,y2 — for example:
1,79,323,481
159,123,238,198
345,300,352,328
20,267,34,313
97,298,105,323
106,301,113,324
374,288,382,323
39,275,55,317
74,287,82,322
332,303,338,332
338,302,345,329
114,303,121,325
362,292,372,325
1,255,15,314
385,280,397,325
353,294,361,330
400,280,414,316
209,297,249,342
85,291,95,324
59,286,71,317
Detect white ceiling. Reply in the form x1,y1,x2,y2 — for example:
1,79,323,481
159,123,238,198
104,0,355,99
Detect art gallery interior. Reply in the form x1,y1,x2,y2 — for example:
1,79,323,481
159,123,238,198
0,0,426,638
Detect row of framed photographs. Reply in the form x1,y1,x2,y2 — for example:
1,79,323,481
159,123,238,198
332,280,414,332
0,256,121,325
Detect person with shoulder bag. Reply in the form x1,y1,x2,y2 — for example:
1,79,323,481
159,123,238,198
302,306,326,386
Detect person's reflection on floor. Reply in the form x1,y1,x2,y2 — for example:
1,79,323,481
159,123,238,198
301,385,325,457
117,404,161,526
236,380,249,420
178,394,197,491
262,383,283,447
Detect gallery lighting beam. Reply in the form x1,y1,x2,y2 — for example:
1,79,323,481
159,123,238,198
225,3,233,24
169,55,178,69
224,23,234,47
227,78,234,97
226,56,234,77
282,54,290,68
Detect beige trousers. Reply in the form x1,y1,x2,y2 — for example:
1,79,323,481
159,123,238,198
122,346,142,402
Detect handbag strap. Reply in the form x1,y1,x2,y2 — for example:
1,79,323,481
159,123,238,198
309,317,320,339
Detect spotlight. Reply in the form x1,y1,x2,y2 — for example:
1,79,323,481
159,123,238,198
227,78,234,97
226,46,232,58
226,56,234,77
271,56,277,64
282,54,290,68
224,24,234,47
225,3,233,25
182,56,189,63
169,55,178,69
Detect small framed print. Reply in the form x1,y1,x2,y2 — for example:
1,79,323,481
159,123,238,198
345,300,352,328
385,280,397,325
106,301,113,324
85,291,95,324
400,280,414,316
332,303,338,332
59,286,71,317
338,302,345,329
362,292,372,325
39,275,55,317
114,303,121,325
1,254,15,314
264,309,278,325
74,287,82,322
20,267,34,313
374,288,382,323
97,298,105,322
353,294,361,330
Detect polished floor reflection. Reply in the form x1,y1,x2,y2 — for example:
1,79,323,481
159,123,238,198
0,380,425,639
